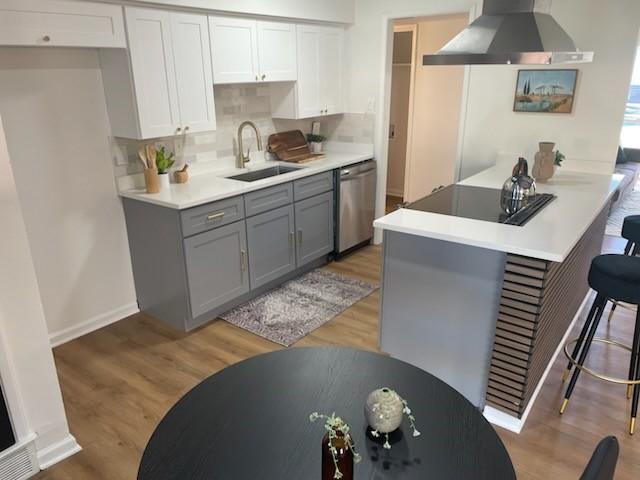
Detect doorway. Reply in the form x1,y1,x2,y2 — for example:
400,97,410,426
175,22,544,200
384,14,468,211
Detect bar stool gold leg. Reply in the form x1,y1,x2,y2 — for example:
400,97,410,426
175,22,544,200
631,417,636,435
628,385,633,399
560,398,569,414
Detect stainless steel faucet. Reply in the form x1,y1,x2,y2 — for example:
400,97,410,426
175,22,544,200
237,121,262,168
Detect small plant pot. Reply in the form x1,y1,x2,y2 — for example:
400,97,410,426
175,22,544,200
158,172,171,189
310,142,323,154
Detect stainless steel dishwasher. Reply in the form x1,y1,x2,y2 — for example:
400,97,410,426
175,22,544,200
336,160,376,256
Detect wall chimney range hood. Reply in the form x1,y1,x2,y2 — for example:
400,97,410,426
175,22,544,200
423,0,593,66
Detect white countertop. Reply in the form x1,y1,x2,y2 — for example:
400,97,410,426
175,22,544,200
119,149,373,210
374,165,623,262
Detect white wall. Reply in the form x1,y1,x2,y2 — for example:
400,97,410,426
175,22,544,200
96,0,355,23
0,48,138,346
0,114,78,466
460,0,640,178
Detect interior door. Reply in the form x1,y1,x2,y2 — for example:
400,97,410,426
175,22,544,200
257,21,297,82
125,7,180,138
296,25,322,118
209,16,258,84
321,26,344,115
171,12,216,133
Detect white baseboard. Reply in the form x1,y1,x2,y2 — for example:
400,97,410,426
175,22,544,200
483,291,591,433
37,434,81,470
49,302,139,347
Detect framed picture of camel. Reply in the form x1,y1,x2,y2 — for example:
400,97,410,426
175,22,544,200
513,69,578,113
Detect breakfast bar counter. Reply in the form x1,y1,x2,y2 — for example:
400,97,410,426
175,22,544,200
374,165,622,432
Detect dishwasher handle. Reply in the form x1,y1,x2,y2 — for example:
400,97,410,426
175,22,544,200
340,161,376,178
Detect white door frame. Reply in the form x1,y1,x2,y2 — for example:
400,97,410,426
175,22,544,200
372,3,479,243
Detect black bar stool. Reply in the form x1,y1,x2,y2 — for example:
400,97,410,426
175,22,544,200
608,215,640,322
560,254,640,434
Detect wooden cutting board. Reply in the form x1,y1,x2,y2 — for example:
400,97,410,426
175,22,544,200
268,130,325,163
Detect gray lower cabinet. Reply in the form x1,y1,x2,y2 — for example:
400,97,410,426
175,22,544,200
246,205,296,289
184,221,249,318
295,191,335,267
123,172,337,332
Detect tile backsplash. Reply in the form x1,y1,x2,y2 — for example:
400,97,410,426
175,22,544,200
111,84,374,183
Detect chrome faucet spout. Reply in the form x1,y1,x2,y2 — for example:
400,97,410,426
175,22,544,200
237,121,263,168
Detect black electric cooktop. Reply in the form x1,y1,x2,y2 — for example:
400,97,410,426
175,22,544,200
407,185,556,227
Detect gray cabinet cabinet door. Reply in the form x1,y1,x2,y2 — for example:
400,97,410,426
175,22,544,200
184,221,249,319
295,191,334,267
246,205,296,289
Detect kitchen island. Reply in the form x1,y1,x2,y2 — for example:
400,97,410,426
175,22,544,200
374,165,622,432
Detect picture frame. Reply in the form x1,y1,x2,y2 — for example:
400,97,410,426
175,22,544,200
513,69,578,114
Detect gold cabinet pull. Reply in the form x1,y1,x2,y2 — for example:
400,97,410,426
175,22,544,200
207,212,225,221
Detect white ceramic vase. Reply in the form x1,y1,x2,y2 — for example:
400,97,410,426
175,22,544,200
157,172,171,189
364,387,404,433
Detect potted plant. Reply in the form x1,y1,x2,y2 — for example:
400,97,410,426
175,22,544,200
306,133,326,154
155,146,175,188
309,412,361,480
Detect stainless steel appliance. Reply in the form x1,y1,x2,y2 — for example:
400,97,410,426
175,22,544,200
422,0,593,66
336,160,376,255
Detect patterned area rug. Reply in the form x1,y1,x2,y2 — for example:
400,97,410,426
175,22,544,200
607,188,640,236
220,269,378,347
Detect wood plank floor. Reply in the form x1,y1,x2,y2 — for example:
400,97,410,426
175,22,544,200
37,240,640,479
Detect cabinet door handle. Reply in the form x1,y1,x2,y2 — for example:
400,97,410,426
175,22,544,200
176,127,182,133
297,229,303,244
207,212,225,221
261,74,266,80
184,126,190,132
241,250,247,271
43,35,51,42
289,231,295,247
255,74,259,81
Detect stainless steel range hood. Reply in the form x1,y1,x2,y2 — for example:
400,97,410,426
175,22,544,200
423,0,593,65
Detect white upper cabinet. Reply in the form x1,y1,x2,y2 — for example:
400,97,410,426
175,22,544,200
209,16,296,84
124,8,180,139
101,7,216,139
171,12,217,134
0,0,125,48
270,25,344,119
257,22,297,82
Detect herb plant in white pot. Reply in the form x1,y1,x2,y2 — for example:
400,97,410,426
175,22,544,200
307,133,326,154
155,146,175,189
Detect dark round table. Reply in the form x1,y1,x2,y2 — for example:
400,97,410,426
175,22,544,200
138,347,516,479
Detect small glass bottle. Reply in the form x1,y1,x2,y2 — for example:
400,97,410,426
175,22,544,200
321,429,354,480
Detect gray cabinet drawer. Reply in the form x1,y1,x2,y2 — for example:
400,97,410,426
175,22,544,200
244,182,293,217
294,171,334,201
180,196,245,237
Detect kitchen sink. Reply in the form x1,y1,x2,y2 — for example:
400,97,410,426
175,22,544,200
227,165,301,182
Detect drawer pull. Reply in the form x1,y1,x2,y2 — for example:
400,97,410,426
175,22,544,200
43,35,51,42
207,212,225,221
241,250,247,271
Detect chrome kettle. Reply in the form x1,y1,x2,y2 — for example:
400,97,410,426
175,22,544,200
501,157,536,215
